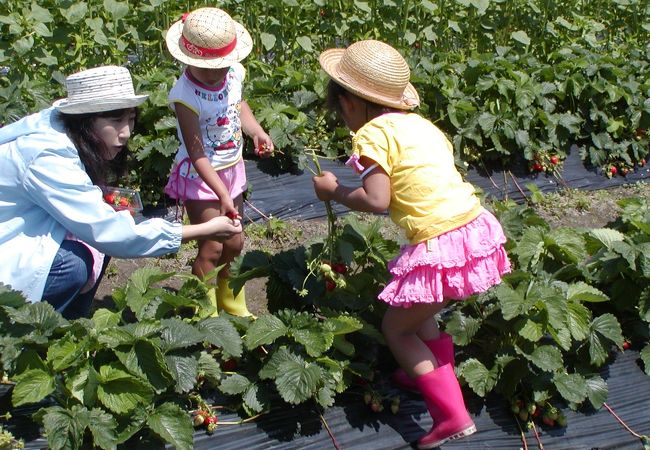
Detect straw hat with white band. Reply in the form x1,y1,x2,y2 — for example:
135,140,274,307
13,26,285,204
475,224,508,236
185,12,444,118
53,66,148,114
319,40,420,110
165,8,253,69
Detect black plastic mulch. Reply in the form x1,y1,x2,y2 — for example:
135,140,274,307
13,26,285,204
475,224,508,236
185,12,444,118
3,349,648,449
242,148,650,222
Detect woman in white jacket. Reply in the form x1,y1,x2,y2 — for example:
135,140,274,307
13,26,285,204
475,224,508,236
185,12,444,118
0,65,241,318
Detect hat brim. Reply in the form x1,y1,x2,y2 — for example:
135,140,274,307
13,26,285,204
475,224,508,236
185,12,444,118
165,19,253,69
319,48,420,110
53,95,149,114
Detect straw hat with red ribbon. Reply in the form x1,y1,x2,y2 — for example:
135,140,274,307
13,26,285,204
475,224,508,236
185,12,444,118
165,7,253,69
319,40,420,110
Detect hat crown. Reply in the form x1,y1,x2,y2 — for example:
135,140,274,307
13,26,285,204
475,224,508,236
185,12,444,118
337,40,411,104
182,8,236,51
64,66,136,104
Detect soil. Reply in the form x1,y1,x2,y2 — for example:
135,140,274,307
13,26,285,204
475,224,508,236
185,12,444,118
94,182,650,316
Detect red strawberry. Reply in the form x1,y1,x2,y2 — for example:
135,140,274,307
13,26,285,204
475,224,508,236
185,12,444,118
370,401,383,413
622,341,631,350
610,166,618,175
640,159,646,167
325,280,336,291
332,263,348,274
532,163,543,172
104,194,115,204
119,197,130,207
542,416,555,427
225,211,239,220
221,359,237,371
550,155,559,165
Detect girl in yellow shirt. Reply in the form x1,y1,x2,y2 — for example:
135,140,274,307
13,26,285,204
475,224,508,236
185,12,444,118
313,40,511,449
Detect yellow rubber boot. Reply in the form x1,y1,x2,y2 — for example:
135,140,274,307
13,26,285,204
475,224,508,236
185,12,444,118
206,285,219,317
216,277,253,317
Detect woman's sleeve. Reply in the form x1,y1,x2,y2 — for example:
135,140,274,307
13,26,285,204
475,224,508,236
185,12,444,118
22,147,182,258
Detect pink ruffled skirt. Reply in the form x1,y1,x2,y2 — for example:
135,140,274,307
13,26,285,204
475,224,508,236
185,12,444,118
378,210,511,307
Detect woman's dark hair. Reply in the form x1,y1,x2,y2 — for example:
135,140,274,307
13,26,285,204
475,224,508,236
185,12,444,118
60,108,136,185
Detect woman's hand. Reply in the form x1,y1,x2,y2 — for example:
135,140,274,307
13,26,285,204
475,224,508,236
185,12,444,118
205,216,242,241
253,131,275,158
182,216,242,243
312,171,339,201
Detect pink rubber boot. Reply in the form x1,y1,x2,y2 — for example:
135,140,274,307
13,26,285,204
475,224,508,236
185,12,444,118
391,332,455,392
414,364,476,449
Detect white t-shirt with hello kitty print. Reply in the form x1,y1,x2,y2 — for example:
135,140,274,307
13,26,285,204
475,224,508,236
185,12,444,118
168,63,245,176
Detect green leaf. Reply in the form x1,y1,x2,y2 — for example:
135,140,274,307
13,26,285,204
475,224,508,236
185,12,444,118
459,358,497,397
88,408,118,450
220,373,250,395
292,326,333,357
125,340,174,393
47,334,85,371
242,383,265,413
244,314,288,349
92,308,121,331
275,360,324,404
9,301,66,333
97,365,154,414
640,344,650,376
567,302,591,341
197,351,222,385
41,406,85,450
567,282,609,303
147,402,193,450
496,283,533,320
67,365,99,406
103,0,129,19
160,318,205,351
445,310,482,345
61,2,88,23
197,316,243,357
258,346,303,380
591,313,624,346
553,372,587,404
529,345,563,372
165,354,198,393
585,375,608,409
332,335,355,356
295,36,313,52
260,32,276,50
12,369,55,406
517,319,544,342
511,30,531,46
323,315,363,335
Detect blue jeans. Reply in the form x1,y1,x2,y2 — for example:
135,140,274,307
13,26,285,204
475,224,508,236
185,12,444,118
42,240,109,320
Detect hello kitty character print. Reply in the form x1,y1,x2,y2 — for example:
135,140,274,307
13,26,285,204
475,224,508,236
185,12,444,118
167,63,246,179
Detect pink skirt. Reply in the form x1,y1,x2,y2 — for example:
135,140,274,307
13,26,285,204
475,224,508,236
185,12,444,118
378,210,511,307
164,158,247,201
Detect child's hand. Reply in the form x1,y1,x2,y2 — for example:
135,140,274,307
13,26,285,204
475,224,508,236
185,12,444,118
220,199,240,223
313,171,339,201
253,132,274,158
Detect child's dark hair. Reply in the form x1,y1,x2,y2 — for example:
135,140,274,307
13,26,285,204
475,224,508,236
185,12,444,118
326,79,393,117
60,108,136,186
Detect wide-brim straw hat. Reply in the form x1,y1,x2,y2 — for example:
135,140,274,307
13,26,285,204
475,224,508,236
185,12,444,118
319,40,420,110
165,8,253,69
53,65,148,114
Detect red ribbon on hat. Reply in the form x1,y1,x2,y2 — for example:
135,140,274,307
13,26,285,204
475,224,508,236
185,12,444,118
180,12,237,58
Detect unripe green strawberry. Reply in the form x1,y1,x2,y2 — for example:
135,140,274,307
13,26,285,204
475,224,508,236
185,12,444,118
518,410,529,422
390,403,399,414
547,406,559,420
556,414,567,427
363,392,372,405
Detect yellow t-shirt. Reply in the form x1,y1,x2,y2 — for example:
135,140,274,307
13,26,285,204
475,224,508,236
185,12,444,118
352,113,483,244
